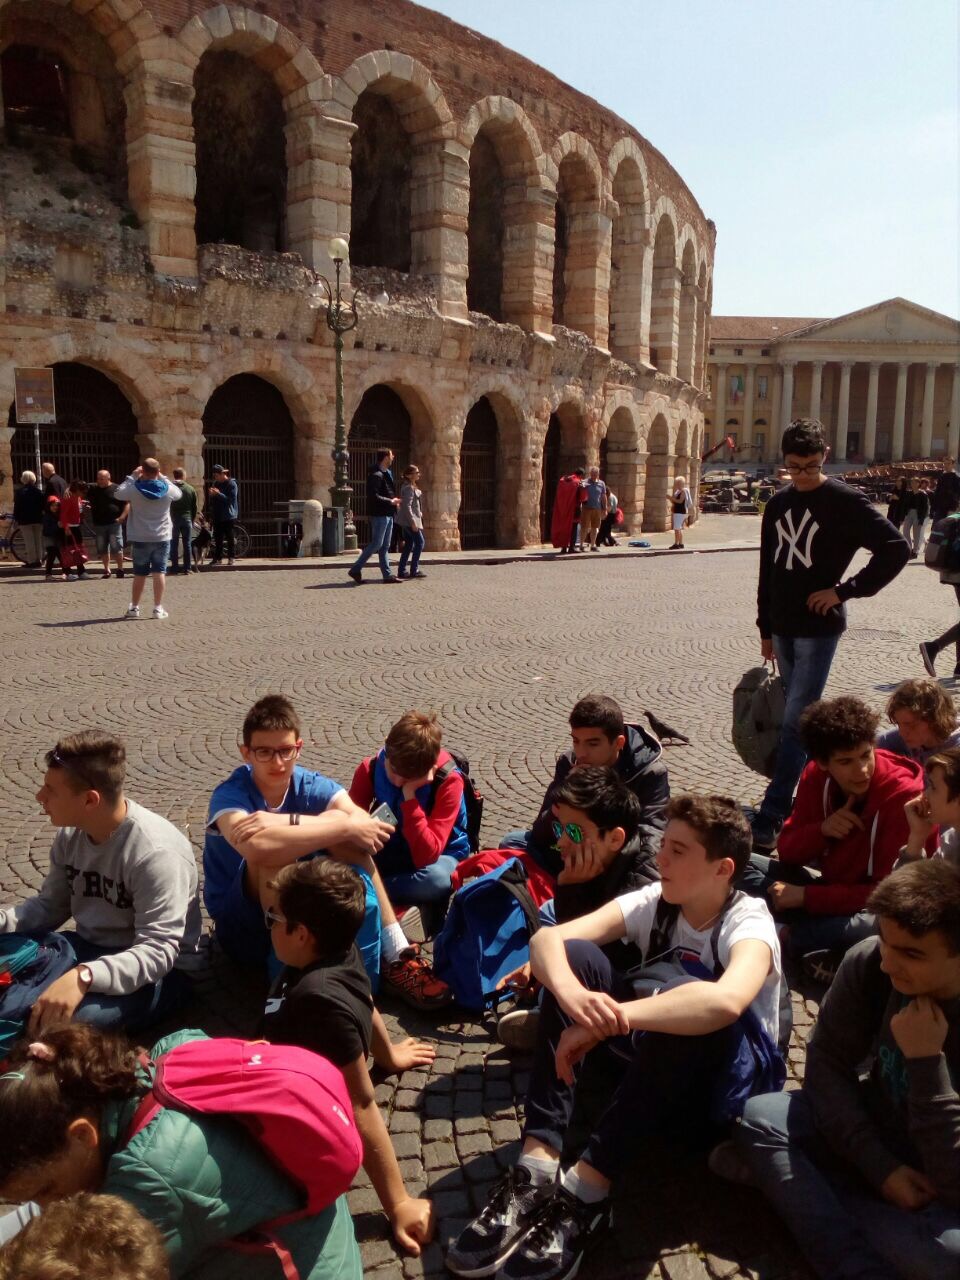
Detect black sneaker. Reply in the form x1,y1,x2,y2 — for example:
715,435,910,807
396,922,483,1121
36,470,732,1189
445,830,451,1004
750,819,782,852
347,568,362,583
446,1165,555,1278
499,1185,610,1280
802,948,844,987
919,641,939,677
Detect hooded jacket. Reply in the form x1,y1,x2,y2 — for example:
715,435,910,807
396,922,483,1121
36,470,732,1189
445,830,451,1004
115,474,182,543
101,1029,362,1280
777,748,937,915
531,723,669,879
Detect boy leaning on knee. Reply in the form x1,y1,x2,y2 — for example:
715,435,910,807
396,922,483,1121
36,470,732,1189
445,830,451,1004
260,858,435,1257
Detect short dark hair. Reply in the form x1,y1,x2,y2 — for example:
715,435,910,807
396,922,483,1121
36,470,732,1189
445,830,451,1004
172,467,185,481
926,746,960,801
799,697,879,763
45,731,125,801
868,860,960,954
376,449,392,464
568,695,626,742
666,794,752,878
781,418,826,458
551,765,642,840
268,859,366,957
242,694,301,745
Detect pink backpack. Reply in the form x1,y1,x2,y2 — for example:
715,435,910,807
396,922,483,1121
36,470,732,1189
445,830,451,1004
126,1038,363,1280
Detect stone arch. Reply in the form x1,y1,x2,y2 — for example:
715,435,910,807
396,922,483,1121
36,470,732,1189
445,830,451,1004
551,137,607,341
0,0,131,178
642,412,671,531
600,397,642,532
677,236,698,384
461,380,527,548
540,399,588,543
675,419,691,471
609,141,651,365
695,259,709,386
0,0,158,71
462,97,553,333
458,396,499,550
649,203,679,376
176,8,325,94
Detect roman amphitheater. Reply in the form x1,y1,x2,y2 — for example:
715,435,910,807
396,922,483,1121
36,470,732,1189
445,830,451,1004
0,0,714,552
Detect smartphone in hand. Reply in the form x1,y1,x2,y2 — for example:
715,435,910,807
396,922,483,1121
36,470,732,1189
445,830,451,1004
371,801,398,828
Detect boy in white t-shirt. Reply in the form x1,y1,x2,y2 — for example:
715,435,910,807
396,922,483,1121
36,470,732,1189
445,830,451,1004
447,794,782,1280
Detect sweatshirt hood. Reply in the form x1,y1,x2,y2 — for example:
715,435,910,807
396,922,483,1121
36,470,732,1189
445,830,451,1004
135,477,169,500
619,723,663,780
818,748,924,818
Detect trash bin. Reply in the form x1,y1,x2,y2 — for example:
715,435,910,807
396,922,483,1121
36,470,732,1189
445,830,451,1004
322,506,344,557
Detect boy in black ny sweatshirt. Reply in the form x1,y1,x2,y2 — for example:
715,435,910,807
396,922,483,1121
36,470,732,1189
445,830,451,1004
737,859,960,1280
752,419,908,849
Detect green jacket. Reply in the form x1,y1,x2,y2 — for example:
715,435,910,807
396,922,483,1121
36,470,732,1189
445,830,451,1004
170,482,198,521
100,1030,362,1280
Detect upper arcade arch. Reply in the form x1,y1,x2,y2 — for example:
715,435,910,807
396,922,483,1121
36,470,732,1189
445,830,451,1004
609,140,652,365
649,201,680,376
677,236,698,384
551,136,608,344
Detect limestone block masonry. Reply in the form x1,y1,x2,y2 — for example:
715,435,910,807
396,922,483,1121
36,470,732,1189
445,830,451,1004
0,0,715,547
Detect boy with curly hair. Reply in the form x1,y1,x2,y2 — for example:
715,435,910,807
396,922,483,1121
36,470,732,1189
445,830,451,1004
740,696,937,974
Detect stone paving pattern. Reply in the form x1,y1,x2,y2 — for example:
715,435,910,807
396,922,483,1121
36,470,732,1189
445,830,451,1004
0,542,952,1280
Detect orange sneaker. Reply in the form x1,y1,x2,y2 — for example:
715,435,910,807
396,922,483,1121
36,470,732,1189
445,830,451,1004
381,945,452,1009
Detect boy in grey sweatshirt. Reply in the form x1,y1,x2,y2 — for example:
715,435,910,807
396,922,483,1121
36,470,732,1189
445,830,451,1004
114,458,182,619
0,731,201,1033
737,859,960,1280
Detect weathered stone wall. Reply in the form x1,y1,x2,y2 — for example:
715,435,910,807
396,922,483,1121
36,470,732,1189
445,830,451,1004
0,0,715,543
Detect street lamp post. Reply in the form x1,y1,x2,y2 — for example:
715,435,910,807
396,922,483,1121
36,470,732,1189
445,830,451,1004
321,236,359,551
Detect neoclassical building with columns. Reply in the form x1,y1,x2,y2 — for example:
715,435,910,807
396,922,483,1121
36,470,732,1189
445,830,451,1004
0,0,716,551
705,298,960,468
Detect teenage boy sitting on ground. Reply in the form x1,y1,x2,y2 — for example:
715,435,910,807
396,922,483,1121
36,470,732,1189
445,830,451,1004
447,795,781,1280
496,766,658,1050
205,694,447,1006
899,746,960,867
349,711,471,933
501,693,669,875
0,731,201,1033
739,696,936,978
877,677,960,765
736,859,960,1280
261,859,435,1257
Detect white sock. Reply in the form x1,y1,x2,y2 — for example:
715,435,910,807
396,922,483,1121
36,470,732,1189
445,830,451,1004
560,1165,608,1204
518,1153,559,1187
381,923,409,964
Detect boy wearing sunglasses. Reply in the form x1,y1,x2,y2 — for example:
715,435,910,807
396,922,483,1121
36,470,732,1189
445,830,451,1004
203,694,395,986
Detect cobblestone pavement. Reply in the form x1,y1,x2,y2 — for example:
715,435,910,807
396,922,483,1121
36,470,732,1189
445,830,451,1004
0,545,952,1279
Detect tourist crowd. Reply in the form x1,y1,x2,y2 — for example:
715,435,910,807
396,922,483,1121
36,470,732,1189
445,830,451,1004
0,418,958,1280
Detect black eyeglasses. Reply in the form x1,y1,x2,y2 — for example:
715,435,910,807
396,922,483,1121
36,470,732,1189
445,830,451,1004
785,462,823,476
248,744,302,764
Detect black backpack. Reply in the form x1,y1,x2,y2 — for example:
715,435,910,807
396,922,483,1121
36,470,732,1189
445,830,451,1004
924,514,960,572
366,751,484,851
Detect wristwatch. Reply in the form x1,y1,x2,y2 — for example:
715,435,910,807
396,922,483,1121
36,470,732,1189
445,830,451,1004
76,964,94,991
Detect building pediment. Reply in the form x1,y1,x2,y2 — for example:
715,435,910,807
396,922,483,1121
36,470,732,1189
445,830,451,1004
787,298,960,346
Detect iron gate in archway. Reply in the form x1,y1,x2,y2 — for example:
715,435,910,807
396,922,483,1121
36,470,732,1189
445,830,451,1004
459,398,498,549
349,386,411,546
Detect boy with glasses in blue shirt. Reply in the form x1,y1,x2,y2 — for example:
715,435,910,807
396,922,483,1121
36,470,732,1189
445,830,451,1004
752,419,909,851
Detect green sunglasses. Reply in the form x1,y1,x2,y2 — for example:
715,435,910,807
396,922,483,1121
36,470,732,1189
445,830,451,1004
552,819,584,844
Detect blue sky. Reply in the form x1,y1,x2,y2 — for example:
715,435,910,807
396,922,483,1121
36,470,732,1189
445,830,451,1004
424,0,959,320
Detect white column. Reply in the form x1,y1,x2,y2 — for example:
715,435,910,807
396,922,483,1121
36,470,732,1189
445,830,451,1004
835,361,853,461
743,363,756,448
809,360,824,419
768,366,784,462
714,364,728,433
864,362,881,462
780,362,795,432
892,362,910,461
949,364,960,460
920,362,938,458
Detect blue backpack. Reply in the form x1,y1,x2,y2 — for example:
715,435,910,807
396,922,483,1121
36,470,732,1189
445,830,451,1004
432,859,542,1011
0,933,77,1057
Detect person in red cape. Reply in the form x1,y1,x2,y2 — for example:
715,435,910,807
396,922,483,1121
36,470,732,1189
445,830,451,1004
551,470,586,552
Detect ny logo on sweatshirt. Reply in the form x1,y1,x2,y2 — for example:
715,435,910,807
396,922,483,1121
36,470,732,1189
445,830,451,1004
774,509,819,570
64,864,134,910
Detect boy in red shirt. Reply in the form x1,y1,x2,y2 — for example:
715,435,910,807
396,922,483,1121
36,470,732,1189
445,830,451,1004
349,711,470,932
739,696,936,977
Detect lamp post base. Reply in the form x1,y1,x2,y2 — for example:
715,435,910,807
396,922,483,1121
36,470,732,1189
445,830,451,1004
330,486,357,552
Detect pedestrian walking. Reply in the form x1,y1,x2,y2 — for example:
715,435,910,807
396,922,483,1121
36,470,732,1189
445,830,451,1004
168,467,198,575
41,490,64,581
396,464,426,580
930,455,960,521
901,475,930,559
581,466,608,551
114,459,181,620
87,469,128,580
751,418,909,851
58,479,89,580
207,464,238,566
886,475,908,529
41,461,66,501
670,474,693,548
12,470,43,567
348,449,402,584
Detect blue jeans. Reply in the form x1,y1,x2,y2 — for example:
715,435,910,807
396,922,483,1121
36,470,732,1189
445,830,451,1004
738,855,877,957
351,515,394,578
757,633,840,829
738,1090,960,1280
169,514,193,571
61,931,191,1033
398,527,424,576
